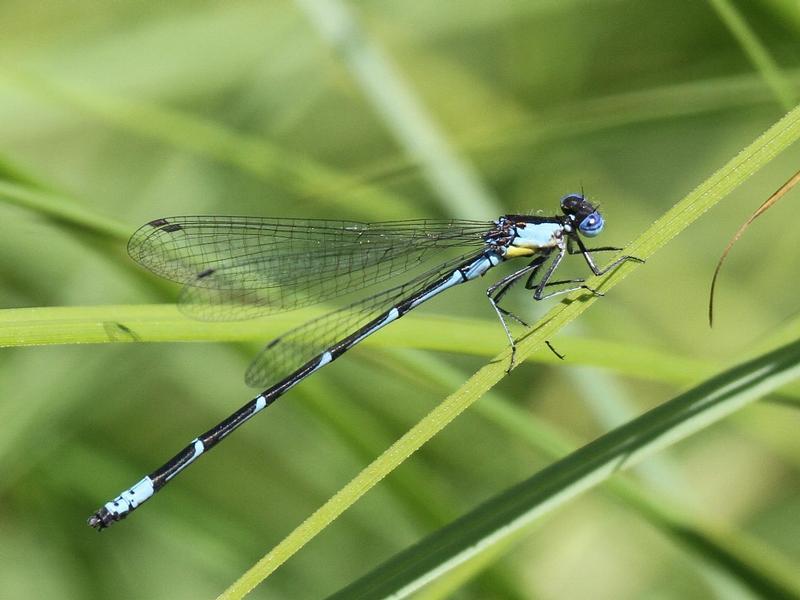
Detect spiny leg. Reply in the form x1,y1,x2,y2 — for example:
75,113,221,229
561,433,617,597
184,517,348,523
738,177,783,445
533,279,606,301
490,263,546,327
545,340,565,360
521,239,643,356
566,239,623,255
490,255,572,364
524,262,605,299
571,236,645,276
527,246,602,302
486,256,547,371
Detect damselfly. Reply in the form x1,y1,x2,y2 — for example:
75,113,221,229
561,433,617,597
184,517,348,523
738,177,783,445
88,194,642,529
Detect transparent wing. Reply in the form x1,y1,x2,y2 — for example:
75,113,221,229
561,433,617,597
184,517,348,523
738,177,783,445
128,216,491,320
244,251,482,388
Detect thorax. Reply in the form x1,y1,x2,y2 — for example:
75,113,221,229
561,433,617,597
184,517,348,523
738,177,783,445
486,216,567,259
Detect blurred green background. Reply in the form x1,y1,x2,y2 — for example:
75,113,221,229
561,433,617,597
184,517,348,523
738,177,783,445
1,1,799,598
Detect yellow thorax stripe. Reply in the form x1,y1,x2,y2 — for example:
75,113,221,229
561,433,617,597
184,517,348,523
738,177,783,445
505,246,537,258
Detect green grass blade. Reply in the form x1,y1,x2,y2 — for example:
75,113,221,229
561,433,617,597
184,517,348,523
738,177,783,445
217,103,800,600
329,338,800,599
6,304,800,408
357,69,800,189
0,303,737,389
0,179,129,242
0,180,177,295
376,350,800,599
0,154,50,189
708,0,796,110
296,0,500,218
610,479,800,600
0,68,418,220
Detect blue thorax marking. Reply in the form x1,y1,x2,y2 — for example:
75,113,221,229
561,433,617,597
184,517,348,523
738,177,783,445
510,222,564,250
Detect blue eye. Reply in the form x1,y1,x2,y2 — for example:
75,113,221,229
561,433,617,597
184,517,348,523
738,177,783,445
579,212,603,236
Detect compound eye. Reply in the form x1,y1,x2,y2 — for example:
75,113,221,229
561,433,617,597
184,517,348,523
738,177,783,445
579,211,604,237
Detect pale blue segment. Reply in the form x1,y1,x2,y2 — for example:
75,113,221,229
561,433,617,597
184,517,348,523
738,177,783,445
254,395,268,412
321,351,334,365
316,351,334,369
409,271,463,309
165,438,205,482
283,350,336,393
410,254,497,309
349,307,400,346
512,222,562,249
192,439,204,458
462,253,501,278
104,476,155,516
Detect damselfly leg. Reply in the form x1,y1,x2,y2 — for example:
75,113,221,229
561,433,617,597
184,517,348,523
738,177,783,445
531,239,643,301
569,237,645,275
486,255,549,369
489,241,641,370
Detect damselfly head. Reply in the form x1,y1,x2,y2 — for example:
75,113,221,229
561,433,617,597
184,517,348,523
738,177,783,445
561,193,604,237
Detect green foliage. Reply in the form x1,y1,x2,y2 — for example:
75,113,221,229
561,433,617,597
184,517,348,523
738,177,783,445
0,1,799,599
329,339,800,599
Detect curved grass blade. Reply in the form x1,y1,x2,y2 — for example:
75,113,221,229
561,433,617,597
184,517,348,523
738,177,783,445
0,68,417,220
364,349,800,599
355,69,800,192
0,179,129,242
0,179,186,302
6,303,800,407
708,0,796,111
709,167,800,325
217,102,800,600
0,154,49,189
328,338,800,599
0,304,728,390
296,0,500,218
